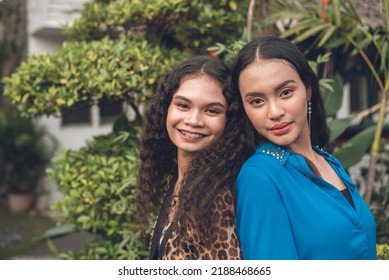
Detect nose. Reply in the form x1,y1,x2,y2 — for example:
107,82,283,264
268,99,285,120
184,110,204,127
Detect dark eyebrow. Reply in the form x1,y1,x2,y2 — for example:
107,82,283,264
207,102,226,109
173,95,191,103
173,95,226,109
275,80,297,91
244,79,297,98
244,92,265,98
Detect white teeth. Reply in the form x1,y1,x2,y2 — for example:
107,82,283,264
180,130,204,139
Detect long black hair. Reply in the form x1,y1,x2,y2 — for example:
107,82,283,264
231,36,330,148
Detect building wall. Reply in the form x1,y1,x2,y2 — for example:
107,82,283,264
27,0,114,151
26,0,113,211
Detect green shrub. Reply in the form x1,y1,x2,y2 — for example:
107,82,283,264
0,109,56,194
3,34,186,118
47,128,148,259
65,0,247,52
377,244,389,260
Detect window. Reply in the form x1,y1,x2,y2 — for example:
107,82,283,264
99,97,123,125
61,101,91,126
61,98,123,127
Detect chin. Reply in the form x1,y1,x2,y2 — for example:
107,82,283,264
267,137,294,147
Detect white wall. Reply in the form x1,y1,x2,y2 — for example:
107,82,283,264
27,0,113,151
26,0,115,211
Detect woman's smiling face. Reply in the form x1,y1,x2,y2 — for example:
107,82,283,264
166,75,227,158
239,59,311,150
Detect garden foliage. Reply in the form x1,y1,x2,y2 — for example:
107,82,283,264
46,128,148,259
3,34,186,118
1,0,249,259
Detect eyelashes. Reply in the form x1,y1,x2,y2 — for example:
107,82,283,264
174,102,224,115
247,89,294,107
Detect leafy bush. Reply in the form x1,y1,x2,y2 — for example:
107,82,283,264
3,34,186,118
2,0,249,259
65,0,247,52
0,109,56,193
47,128,148,259
362,143,389,244
377,244,389,260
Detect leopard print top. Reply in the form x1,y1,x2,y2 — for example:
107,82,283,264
149,189,242,260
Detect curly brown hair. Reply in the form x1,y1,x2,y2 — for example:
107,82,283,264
135,55,256,242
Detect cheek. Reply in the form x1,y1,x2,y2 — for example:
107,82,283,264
244,105,264,130
165,108,176,134
166,105,178,124
211,117,227,137
291,98,308,120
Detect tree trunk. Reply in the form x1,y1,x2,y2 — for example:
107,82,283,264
364,151,378,204
247,0,256,41
364,89,388,205
0,0,27,111
0,0,27,77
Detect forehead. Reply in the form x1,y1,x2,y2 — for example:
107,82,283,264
239,59,300,87
173,75,226,102
242,59,296,75
180,73,221,87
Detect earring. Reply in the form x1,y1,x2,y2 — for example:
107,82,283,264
308,99,312,130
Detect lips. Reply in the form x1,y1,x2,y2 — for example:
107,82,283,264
270,122,292,135
178,129,206,139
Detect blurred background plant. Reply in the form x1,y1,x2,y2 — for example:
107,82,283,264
377,244,389,260
361,143,389,245
0,108,56,196
210,0,389,259
2,0,249,259
265,0,389,257
1,0,388,259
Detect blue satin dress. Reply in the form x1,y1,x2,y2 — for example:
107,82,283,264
236,142,376,260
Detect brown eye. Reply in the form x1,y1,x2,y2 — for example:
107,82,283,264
249,98,264,107
280,89,292,97
206,108,221,115
176,103,189,109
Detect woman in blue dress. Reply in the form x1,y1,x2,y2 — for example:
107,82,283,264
230,36,376,260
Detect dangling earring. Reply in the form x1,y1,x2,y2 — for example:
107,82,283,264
308,99,312,130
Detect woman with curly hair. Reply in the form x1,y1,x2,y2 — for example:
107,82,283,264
136,55,254,260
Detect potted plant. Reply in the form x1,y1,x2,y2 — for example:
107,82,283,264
0,108,56,213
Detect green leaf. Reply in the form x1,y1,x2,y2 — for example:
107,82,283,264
229,1,237,11
94,247,108,254
293,24,328,43
380,41,388,73
325,37,347,49
328,117,354,142
318,26,337,47
324,74,344,116
77,215,91,224
356,36,373,51
39,223,76,240
333,125,376,169
279,21,312,39
332,0,341,26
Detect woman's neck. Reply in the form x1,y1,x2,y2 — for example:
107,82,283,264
286,125,315,161
288,140,325,178
290,144,316,161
